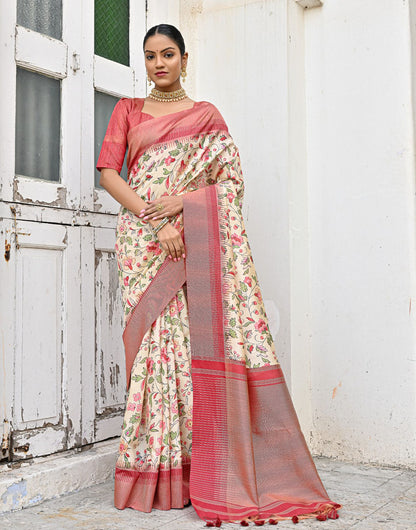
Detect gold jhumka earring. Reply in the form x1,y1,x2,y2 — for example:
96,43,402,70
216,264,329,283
147,73,152,86
181,68,187,82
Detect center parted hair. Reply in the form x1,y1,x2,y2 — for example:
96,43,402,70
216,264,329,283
143,24,186,56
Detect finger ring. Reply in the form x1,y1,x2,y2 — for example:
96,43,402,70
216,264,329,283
156,204,164,211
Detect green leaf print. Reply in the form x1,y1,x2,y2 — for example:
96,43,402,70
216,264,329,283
143,234,153,241
240,281,248,292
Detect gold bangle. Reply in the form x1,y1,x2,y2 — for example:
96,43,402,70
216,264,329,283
153,217,169,235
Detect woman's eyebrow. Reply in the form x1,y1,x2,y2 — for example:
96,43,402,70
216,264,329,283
144,47,175,53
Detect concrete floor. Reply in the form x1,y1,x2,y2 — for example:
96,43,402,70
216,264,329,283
0,457,415,529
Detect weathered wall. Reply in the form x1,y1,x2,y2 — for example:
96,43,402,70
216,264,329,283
304,0,416,467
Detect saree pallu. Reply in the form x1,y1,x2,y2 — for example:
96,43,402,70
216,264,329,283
100,99,341,524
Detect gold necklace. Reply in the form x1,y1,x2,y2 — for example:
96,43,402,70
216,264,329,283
149,87,187,102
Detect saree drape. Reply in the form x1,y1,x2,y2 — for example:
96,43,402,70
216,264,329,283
97,98,341,524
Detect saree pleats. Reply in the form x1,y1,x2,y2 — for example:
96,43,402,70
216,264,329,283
114,288,192,511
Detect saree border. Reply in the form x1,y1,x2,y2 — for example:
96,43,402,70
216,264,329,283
122,258,186,389
183,184,341,524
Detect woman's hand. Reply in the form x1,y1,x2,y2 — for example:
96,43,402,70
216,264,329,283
157,223,185,261
139,195,183,221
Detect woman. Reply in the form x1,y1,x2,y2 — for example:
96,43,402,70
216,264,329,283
97,24,341,526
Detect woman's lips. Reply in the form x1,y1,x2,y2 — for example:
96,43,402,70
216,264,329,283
155,72,168,77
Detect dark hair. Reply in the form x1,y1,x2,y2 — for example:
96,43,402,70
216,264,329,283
143,24,186,56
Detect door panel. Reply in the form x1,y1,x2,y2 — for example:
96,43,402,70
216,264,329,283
94,227,126,440
15,25,67,77
8,220,81,460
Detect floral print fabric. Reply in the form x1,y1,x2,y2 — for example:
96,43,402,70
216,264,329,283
115,127,277,496
117,287,192,472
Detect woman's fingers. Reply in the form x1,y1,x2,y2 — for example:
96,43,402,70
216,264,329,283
165,240,176,260
173,235,185,261
139,196,183,220
172,238,182,261
156,223,185,261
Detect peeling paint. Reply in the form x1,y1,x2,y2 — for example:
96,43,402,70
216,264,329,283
100,357,107,400
28,494,43,505
109,363,120,387
13,443,30,453
4,240,10,261
93,190,103,212
1,480,27,508
13,179,67,208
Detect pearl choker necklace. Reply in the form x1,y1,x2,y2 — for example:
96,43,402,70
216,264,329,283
149,87,187,102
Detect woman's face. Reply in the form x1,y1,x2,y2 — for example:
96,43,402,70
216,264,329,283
144,33,187,91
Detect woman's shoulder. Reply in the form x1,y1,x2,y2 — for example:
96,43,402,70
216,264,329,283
196,100,223,115
195,100,228,127
116,97,145,110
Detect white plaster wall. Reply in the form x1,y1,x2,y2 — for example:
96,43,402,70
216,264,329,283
304,1,416,468
178,0,292,379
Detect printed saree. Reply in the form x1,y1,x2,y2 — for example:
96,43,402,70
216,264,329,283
97,98,341,524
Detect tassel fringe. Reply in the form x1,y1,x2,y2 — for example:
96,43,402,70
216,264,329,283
206,506,340,526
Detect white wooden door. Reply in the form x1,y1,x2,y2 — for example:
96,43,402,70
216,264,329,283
0,0,146,462
0,219,82,460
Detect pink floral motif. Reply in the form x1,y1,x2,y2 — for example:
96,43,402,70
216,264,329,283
146,358,154,375
146,241,162,255
244,276,252,287
165,155,176,165
231,233,243,246
124,258,133,270
255,319,267,333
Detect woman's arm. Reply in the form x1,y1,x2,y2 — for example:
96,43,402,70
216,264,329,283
100,168,185,261
100,168,153,219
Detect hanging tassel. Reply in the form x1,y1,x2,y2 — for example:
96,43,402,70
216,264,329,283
240,521,249,527
215,518,222,527
206,523,215,527
316,514,327,521
292,516,299,524
254,521,265,526
328,509,339,519
268,519,278,525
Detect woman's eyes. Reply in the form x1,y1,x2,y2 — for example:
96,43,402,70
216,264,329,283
145,53,175,61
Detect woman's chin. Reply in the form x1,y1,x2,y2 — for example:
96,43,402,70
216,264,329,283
152,79,181,91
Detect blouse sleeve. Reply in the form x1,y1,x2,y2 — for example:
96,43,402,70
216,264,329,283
96,98,129,173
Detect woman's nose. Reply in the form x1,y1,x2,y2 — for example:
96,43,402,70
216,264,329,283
155,54,164,68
